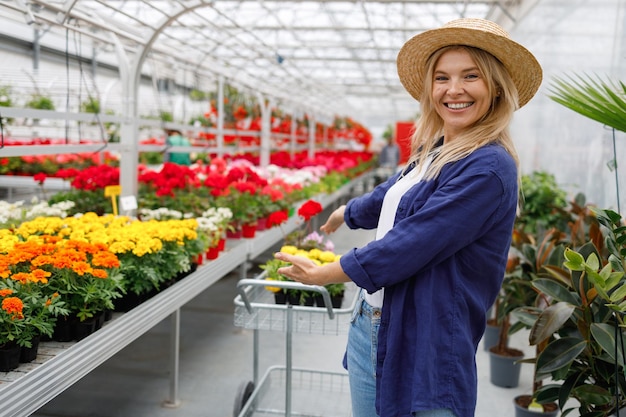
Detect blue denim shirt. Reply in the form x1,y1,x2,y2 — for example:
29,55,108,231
340,143,518,417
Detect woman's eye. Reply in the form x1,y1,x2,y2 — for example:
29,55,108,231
434,76,448,81
465,74,479,79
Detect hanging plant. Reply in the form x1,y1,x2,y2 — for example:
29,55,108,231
26,94,55,110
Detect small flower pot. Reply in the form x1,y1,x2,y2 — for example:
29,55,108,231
206,246,219,260
20,335,41,363
489,346,524,388
274,292,287,305
0,343,21,372
242,223,257,238
256,217,268,231
483,321,500,351
217,238,226,252
514,395,558,417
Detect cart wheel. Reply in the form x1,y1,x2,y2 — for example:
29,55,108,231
233,380,255,417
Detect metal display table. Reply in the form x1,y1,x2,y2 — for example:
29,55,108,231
0,172,374,417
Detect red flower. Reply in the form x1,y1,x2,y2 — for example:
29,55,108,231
267,210,289,227
297,199,323,221
33,172,47,185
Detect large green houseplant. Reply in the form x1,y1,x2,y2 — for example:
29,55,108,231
526,208,626,417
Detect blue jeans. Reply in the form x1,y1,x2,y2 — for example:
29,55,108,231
346,292,458,417
346,292,381,417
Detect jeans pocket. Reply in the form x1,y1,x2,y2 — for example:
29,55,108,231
350,297,363,324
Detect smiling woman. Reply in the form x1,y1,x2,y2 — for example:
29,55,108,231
274,17,543,417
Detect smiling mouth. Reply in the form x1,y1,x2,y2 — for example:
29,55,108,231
445,102,473,109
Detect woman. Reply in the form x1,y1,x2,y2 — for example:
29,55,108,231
275,18,542,417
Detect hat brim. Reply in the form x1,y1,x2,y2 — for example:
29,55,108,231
397,23,542,108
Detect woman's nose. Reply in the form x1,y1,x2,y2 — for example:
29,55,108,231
447,78,463,95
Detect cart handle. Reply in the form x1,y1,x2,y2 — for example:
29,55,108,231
237,278,335,319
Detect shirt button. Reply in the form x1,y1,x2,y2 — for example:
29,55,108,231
373,311,381,317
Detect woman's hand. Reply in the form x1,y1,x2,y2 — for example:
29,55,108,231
320,205,346,234
275,252,351,286
275,252,319,285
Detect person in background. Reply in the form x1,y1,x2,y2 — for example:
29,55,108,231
375,136,401,184
164,129,191,165
274,18,542,417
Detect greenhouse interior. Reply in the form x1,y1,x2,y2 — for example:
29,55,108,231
0,0,625,416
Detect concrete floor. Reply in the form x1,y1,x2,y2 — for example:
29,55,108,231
31,226,537,417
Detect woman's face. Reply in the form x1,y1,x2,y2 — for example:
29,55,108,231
431,48,491,142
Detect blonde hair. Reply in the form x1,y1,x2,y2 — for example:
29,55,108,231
408,45,520,180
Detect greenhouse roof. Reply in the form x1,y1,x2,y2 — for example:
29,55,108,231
0,0,540,129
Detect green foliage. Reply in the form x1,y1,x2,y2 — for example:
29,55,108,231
0,85,13,107
81,97,101,114
382,124,394,141
26,95,55,110
189,89,209,101
139,151,164,165
518,209,626,415
159,111,173,122
189,114,213,127
549,74,626,133
48,190,111,216
519,171,569,234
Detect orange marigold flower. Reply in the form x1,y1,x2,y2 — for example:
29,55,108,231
0,289,13,297
10,272,30,284
30,268,51,284
72,261,92,276
91,252,121,268
91,269,108,279
2,296,24,319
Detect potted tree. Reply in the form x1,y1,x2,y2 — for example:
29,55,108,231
522,207,626,416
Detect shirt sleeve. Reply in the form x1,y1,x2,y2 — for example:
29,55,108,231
340,152,517,292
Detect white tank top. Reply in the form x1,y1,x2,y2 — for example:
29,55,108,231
363,156,433,308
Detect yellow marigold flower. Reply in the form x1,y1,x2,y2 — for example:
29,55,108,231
294,249,310,259
264,278,281,293
280,245,298,255
319,251,337,263
334,254,342,262
308,248,323,260
312,259,322,266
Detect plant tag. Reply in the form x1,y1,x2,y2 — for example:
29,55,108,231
120,195,138,211
528,399,544,412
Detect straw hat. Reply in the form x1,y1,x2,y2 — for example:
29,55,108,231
397,18,542,108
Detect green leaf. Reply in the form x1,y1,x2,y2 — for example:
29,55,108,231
572,384,613,406
530,302,576,345
590,322,625,367
533,278,579,305
537,337,586,373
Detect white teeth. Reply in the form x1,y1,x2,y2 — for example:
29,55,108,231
447,102,472,109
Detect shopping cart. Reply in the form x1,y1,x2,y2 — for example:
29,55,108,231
233,272,358,417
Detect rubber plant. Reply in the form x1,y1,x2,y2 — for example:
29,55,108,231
525,208,626,416
510,194,596,414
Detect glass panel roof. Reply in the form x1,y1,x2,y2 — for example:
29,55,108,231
0,0,537,131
